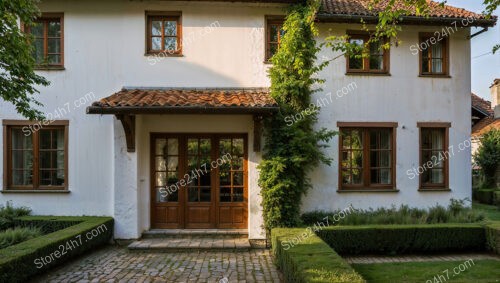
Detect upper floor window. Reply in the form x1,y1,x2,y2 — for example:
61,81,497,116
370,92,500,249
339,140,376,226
146,12,182,55
265,17,284,61
338,122,397,190
346,31,389,74
24,13,64,68
3,120,68,190
418,123,450,190
419,33,449,76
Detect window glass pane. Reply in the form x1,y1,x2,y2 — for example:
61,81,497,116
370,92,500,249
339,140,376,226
12,129,32,149
219,139,231,155
431,42,443,58
47,54,61,64
233,187,244,202
421,48,430,73
156,172,166,187
40,130,51,149
164,21,177,36
156,139,166,155
164,37,177,51
30,22,44,37
40,170,64,186
156,187,168,203
152,20,162,36
371,169,391,184
233,172,244,186
12,151,33,169
48,38,60,53
48,21,61,37
199,170,211,186
188,187,199,202
351,151,363,168
200,187,211,202
33,38,44,64
151,37,161,51
39,151,52,168
352,169,363,184
369,56,383,70
232,156,243,170
188,139,198,155
370,150,391,168
220,187,231,202
167,172,178,184
431,59,443,73
422,129,444,150
269,43,278,59
13,170,32,186
167,139,178,155
219,165,231,186
270,25,279,42
233,139,244,155
167,157,178,171
156,156,166,171
349,38,364,69
200,139,211,155
370,129,391,150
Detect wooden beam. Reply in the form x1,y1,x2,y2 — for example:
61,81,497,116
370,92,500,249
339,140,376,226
116,114,136,152
253,115,263,152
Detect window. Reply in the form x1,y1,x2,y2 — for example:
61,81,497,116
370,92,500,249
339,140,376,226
24,13,64,67
265,17,284,61
419,33,448,76
346,32,389,73
338,123,397,190
3,121,68,190
146,12,182,55
418,123,450,190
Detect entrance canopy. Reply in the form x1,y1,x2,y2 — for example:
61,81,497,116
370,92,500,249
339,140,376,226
86,87,279,152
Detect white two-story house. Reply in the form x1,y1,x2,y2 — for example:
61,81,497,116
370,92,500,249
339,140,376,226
0,0,496,241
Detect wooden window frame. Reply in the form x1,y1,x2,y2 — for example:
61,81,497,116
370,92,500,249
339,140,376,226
23,13,64,69
3,120,69,191
265,16,284,62
337,122,397,191
418,32,449,77
417,122,451,191
145,11,182,56
346,31,390,74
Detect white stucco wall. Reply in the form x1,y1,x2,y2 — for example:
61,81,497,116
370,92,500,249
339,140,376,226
0,0,473,239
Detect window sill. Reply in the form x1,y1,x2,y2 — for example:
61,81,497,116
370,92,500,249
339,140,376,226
418,188,451,192
1,190,70,194
419,74,451,78
34,66,65,71
345,72,391,76
337,189,399,193
144,53,184,57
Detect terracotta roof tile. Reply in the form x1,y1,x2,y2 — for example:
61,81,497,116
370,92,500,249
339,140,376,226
318,0,495,23
88,88,278,114
471,93,494,116
472,117,500,136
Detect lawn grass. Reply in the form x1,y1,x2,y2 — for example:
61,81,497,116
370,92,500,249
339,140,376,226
352,260,500,283
473,202,500,222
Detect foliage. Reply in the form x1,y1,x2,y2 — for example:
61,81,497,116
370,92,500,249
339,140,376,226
272,228,365,283
0,0,49,120
259,0,336,230
485,223,500,253
301,199,485,226
14,217,82,234
474,129,500,188
0,202,32,231
0,216,113,283
352,260,500,282
0,227,42,249
317,224,486,255
474,189,496,205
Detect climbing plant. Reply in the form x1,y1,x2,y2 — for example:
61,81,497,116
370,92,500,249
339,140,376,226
258,0,336,230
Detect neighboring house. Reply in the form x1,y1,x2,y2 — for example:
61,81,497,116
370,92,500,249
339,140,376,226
0,0,496,241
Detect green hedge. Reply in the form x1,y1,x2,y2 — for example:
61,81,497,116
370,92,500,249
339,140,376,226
493,191,500,206
272,228,365,283
486,223,500,254
14,217,82,234
316,224,486,255
474,189,495,205
0,216,113,283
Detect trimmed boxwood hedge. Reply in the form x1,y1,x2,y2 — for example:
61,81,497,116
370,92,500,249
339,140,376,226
0,216,113,283
272,228,365,283
316,224,486,255
486,223,500,254
474,189,495,204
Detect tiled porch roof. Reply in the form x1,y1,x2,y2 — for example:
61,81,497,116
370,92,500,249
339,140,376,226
86,88,279,115
318,0,497,27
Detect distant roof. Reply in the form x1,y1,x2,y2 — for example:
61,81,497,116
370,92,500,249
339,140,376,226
471,93,494,117
472,117,500,136
87,88,278,115
317,0,497,27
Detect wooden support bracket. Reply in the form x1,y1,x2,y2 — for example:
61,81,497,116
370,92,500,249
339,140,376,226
116,114,136,152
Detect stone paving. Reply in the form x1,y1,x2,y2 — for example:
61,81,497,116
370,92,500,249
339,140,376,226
30,245,282,283
345,253,500,264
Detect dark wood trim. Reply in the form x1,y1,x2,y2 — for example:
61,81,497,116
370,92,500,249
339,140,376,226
115,115,136,152
2,120,69,126
3,125,7,191
1,190,70,194
418,188,451,192
417,122,451,128
337,189,399,193
145,11,182,56
337,122,398,128
418,32,449,76
345,31,390,74
253,115,263,152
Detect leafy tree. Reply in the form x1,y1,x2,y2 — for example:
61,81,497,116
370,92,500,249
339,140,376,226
474,129,500,188
0,0,48,120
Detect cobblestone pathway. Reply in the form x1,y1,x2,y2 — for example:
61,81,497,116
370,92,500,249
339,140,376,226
345,253,500,264
30,245,282,283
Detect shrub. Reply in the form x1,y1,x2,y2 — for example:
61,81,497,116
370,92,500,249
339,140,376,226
493,191,500,206
0,227,42,249
317,224,486,255
301,200,485,226
14,218,81,234
0,202,31,231
272,228,365,283
474,129,500,188
475,189,495,205
486,223,500,254
0,216,113,283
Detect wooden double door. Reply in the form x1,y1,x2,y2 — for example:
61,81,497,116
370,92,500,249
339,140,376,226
150,134,248,229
